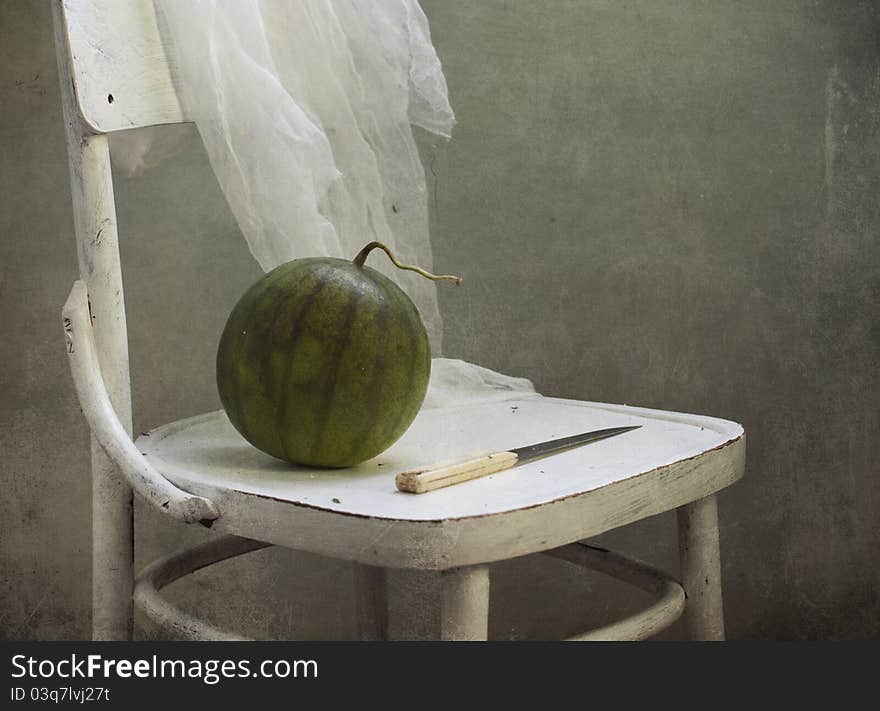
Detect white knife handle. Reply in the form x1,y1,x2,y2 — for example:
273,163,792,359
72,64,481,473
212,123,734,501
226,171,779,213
395,451,519,494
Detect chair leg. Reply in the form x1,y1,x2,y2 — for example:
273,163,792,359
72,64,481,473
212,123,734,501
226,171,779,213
91,441,134,641
677,494,725,640
67,128,134,643
353,563,388,640
440,565,490,641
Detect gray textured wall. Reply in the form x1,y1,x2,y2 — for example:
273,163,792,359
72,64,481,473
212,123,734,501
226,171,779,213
2,0,878,640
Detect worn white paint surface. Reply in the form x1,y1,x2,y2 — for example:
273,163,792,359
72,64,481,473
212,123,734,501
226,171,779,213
139,398,742,521
135,400,745,569
59,0,186,133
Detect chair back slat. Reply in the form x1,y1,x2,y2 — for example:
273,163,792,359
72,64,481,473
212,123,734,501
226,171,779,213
59,0,187,133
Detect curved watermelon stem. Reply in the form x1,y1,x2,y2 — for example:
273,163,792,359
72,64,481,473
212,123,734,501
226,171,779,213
353,241,462,286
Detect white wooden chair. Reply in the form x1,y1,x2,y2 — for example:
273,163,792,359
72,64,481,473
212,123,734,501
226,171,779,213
54,0,746,641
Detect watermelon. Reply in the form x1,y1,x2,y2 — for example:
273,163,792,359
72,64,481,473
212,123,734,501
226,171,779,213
216,242,459,468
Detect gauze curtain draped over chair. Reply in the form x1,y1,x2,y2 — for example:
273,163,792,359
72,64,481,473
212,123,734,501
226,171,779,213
111,0,535,403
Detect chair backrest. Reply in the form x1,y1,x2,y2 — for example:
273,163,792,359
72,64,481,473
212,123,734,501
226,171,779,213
53,0,197,640
55,0,187,133
53,0,184,432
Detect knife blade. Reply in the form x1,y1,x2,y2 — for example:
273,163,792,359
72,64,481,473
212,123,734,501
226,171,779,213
395,425,641,494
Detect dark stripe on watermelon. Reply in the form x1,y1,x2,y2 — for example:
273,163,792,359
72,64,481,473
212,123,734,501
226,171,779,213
270,268,334,461
257,264,324,395
307,275,369,463
337,280,390,463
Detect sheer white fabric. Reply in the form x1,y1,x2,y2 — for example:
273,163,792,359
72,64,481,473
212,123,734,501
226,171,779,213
110,0,536,397
424,359,537,408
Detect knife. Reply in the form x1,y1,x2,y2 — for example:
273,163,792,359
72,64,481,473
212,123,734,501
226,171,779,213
395,425,641,494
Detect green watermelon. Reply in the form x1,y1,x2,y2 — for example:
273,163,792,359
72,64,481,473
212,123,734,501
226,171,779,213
216,242,459,468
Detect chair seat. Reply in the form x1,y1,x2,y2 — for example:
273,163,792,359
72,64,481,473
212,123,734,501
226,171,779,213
136,395,745,569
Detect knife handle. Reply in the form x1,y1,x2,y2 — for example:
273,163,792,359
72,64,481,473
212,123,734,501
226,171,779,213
395,451,519,494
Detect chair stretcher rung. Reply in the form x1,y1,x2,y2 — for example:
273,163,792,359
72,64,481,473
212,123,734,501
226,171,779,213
136,538,683,641
134,535,269,641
